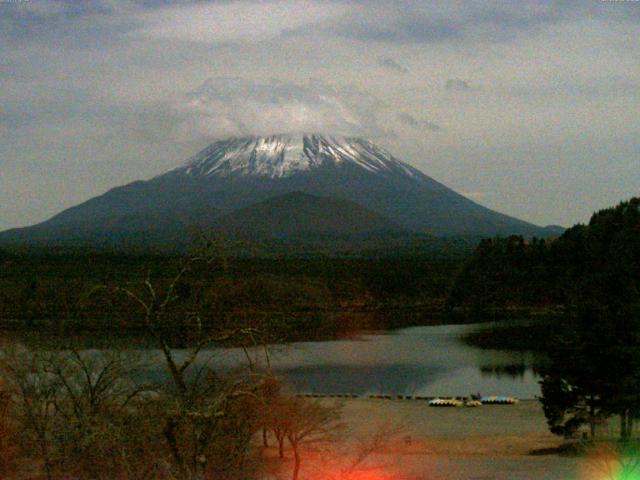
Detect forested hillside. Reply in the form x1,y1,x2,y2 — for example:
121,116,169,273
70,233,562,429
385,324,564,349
454,198,640,442
0,248,467,342
450,197,640,314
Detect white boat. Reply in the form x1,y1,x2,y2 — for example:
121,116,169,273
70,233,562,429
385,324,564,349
428,398,464,407
480,396,519,405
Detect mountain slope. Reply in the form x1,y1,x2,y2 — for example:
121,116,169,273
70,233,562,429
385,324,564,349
213,191,403,238
0,133,560,246
160,133,554,237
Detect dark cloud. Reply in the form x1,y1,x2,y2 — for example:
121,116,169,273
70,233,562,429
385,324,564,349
320,0,640,45
330,16,458,44
396,113,441,131
2,0,198,19
5,0,639,48
377,57,408,74
0,0,217,45
445,78,471,92
0,1,135,45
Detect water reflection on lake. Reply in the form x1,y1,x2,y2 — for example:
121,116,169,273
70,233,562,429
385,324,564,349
275,325,540,398
205,324,541,399
7,324,542,399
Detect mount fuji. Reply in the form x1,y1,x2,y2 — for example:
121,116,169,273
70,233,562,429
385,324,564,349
0,134,562,248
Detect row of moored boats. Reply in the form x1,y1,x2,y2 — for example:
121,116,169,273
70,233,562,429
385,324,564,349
294,393,519,405
428,396,519,407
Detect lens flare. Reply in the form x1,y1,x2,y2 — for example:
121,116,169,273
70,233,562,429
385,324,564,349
579,443,640,480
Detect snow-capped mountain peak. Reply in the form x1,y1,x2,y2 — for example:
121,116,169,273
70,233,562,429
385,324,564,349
170,133,422,180
0,132,557,244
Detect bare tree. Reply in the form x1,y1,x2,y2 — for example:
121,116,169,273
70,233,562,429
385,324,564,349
0,379,15,477
46,347,156,480
280,396,343,480
326,422,404,480
1,348,60,480
1,343,160,480
105,239,266,480
264,393,400,480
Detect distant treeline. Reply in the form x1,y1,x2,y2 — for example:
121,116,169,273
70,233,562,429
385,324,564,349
0,232,480,259
6,198,637,343
459,199,640,446
0,245,470,341
457,197,640,351
450,197,640,312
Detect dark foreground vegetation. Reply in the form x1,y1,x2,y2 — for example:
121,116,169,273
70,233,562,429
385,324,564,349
0,229,480,479
1,197,639,478
0,240,473,342
0,244,398,480
454,198,640,451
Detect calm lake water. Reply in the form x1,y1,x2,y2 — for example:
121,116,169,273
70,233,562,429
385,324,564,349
195,323,541,399
8,323,541,399
275,324,540,398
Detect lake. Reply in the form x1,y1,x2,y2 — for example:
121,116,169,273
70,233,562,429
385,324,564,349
6,323,542,399
197,323,541,399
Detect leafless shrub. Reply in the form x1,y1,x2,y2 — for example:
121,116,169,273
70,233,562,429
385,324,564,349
0,375,16,477
0,344,161,480
2,347,60,480
262,392,344,480
102,239,270,480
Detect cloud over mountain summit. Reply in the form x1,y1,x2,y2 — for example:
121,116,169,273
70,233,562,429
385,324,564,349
169,77,388,141
0,0,638,231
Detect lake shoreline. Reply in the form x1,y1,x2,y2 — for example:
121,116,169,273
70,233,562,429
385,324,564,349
266,398,584,480
3,323,544,399
0,307,557,343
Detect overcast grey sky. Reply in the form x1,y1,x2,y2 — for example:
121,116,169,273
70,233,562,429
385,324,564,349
1,0,639,231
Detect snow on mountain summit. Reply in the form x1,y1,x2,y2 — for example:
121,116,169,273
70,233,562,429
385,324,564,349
171,133,422,180
0,133,557,243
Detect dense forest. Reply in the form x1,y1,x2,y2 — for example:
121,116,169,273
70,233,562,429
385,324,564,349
450,197,640,313
2,197,638,345
0,241,472,342
454,198,640,444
